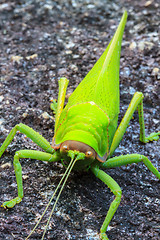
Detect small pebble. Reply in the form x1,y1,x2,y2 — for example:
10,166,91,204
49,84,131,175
10,55,23,63
22,112,28,118
1,162,12,168
70,64,78,72
129,41,137,50
41,112,50,120
0,96,4,102
26,53,38,60
152,67,159,75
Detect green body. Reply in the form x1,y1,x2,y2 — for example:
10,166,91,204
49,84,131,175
54,12,127,159
0,11,160,240
55,103,110,158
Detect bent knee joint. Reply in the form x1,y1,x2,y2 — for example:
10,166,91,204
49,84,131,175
13,152,22,173
113,190,122,203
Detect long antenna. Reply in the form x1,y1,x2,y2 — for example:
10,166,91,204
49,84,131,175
41,155,78,239
25,156,75,240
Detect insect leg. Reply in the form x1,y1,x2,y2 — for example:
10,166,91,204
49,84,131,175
137,98,159,142
110,92,160,157
0,123,54,157
50,99,57,114
101,154,160,180
91,166,122,240
54,77,69,132
1,149,60,208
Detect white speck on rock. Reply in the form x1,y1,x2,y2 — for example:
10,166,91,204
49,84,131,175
0,96,4,102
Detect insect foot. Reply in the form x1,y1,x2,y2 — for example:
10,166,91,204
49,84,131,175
145,131,160,142
1,196,22,209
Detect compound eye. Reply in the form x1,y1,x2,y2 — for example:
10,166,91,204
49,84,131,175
85,151,93,158
61,145,69,152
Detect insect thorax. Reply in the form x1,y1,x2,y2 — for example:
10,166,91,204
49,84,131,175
54,102,110,158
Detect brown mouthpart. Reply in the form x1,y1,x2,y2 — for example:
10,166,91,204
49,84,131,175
60,140,96,159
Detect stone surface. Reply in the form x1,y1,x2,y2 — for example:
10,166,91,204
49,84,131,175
0,1,160,240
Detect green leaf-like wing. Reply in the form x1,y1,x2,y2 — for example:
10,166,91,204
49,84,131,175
65,11,127,121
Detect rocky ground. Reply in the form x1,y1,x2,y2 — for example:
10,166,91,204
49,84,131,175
0,0,160,240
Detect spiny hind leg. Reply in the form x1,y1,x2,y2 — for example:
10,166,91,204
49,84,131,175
137,97,160,142
110,92,160,156
91,166,122,240
2,150,60,208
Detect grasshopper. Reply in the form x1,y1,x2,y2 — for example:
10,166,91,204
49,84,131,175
0,11,160,240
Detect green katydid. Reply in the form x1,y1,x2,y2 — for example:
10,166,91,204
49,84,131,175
0,10,160,240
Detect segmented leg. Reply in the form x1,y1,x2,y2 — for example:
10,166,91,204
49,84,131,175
54,77,69,132
0,123,61,208
0,123,54,157
110,92,160,157
1,150,60,208
91,166,122,240
101,154,160,180
50,99,57,114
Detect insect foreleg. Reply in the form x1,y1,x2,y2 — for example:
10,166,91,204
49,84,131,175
0,123,54,156
54,77,69,132
2,149,60,209
50,99,57,114
109,92,160,157
50,77,69,126
0,123,61,208
91,166,122,240
101,154,160,179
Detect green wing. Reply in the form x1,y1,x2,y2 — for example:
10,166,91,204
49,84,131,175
65,11,127,121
